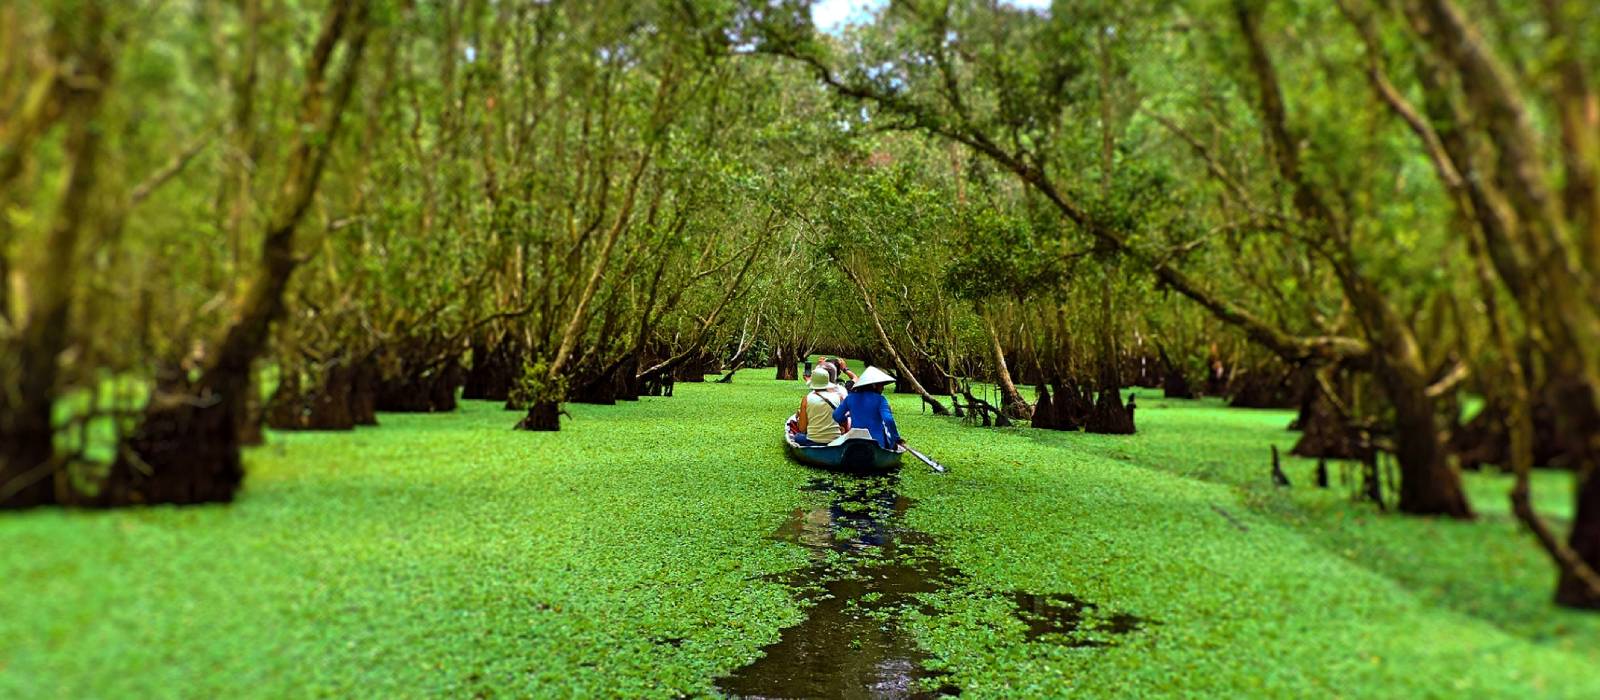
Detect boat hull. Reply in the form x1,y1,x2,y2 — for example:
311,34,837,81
783,428,904,474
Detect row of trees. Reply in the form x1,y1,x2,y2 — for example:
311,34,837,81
0,0,823,504
2,0,1596,609
741,0,1600,608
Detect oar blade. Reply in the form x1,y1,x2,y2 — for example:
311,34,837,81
907,447,946,473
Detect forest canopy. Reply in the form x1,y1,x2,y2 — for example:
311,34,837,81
3,0,1599,619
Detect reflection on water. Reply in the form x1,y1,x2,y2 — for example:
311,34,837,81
716,476,1152,699
717,476,960,699
1008,591,1151,647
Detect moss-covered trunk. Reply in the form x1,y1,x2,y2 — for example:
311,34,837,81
103,2,370,506
0,6,113,508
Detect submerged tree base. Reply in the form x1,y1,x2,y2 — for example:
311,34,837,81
0,431,57,508
267,362,357,431
374,345,464,414
1556,471,1600,610
1085,388,1136,435
1291,389,1366,460
1032,379,1095,431
95,385,243,506
515,401,562,431
462,338,521,402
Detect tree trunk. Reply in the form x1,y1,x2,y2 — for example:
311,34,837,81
774,345,798,381
373,344,462,413
1558,468,1600,608
0,6,113,508
840,264,948,415
101,1,369,506
572,353,633,405
983,312,1031,419
1292,375,1363,460
463,336,521,401
0,409,55,508
1347,268,1472,518
617,352,641,401
1405,0,1600,413
350,353,379,425
94,374,248,506
1032,383,1057,429
237,377,265,446
1402,0,1600,595
516,401,562,431
545,148,650,384
266,361,357,431
635,238,762,384
1547,380,1600,608
221,0,263,272
1236,0,1470,518
1085,388,1136,435
1158,345,1195,400
1377,357,1472,517
534,146,654,430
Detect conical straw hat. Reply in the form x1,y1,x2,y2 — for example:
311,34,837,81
854,366,896,389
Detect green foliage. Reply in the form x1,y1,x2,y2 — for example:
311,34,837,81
509,359,565,407
5,3,1598,686
817,165,954,265
944,206,1064,303
3,379,1597,697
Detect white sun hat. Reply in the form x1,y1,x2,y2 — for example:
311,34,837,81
853,366,896,389
808,366,834,390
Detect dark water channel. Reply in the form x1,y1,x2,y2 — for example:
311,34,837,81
715,475,1153,699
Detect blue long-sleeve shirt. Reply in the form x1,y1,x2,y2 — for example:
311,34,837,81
833,391,901,449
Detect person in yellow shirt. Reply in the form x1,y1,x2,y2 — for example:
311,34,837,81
790,366,850,446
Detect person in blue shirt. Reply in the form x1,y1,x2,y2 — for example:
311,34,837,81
832,366,903,449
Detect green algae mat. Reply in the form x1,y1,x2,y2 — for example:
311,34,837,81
3,376,1598,697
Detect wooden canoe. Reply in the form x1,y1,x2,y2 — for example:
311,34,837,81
783,423,904,474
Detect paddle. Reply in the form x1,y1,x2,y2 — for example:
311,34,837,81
901,443,947,473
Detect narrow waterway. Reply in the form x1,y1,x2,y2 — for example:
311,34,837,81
716,474,1151,699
